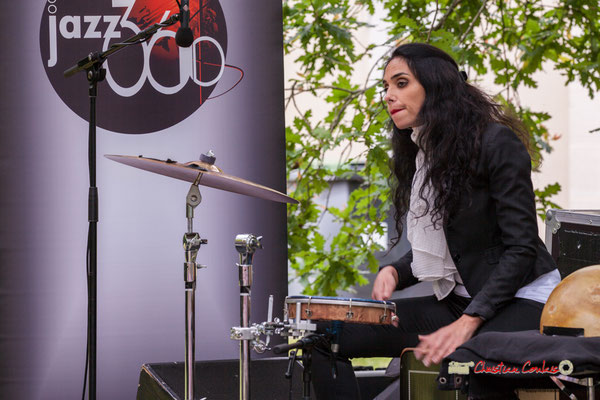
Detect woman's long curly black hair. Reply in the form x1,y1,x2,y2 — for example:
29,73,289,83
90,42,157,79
388,43,530,241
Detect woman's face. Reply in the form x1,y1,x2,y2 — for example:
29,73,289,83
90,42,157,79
383,57,426,130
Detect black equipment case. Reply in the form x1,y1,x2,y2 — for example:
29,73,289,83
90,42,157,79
545,209,600,278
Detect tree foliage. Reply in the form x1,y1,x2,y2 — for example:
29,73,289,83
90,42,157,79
284,0,600,295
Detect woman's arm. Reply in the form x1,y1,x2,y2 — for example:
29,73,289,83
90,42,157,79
371,266,398,300
372,250,418,300
463,125,539,320
415,125,539,365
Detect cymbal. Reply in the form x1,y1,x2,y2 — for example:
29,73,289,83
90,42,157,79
105,154,298,204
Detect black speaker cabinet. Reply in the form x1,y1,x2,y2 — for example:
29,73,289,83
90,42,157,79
136,357,304,400
545,209,600,278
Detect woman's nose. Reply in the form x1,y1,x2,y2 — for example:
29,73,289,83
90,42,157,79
384,88,394,103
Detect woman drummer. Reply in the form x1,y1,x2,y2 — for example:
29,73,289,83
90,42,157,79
310,42,560,399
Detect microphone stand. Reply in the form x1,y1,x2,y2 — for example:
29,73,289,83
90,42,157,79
273,334,328,400
63,13,182,400
63,14,180,78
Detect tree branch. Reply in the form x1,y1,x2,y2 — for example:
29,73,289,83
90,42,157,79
498,0,511,101
459,0,488,43
328,91,361,132
433,0,462,30
285,85,358,94
427,0,440,42
285,81,297,111
291,83,314,135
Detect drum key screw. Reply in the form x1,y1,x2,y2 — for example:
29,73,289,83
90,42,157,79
346,299,354,319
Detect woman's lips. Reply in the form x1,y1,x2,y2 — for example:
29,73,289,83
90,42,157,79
390,108,404,115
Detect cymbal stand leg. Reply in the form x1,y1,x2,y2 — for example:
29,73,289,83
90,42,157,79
183,183,206,400
235,234,263,400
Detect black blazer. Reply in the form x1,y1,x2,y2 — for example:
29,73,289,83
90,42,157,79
389,123,556,320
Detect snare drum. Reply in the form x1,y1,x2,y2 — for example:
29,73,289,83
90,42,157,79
285,296,396,325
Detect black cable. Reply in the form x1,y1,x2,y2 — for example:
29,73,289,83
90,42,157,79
189,9,201,21
189,0,208,22
81,227,91,400
174,0,204,22
206,64,245,100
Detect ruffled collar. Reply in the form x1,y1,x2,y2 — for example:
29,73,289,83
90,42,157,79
410,125,423,146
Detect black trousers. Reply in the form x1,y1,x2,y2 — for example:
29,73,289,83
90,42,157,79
310,293,545,400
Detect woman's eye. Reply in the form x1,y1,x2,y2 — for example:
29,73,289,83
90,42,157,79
397,80,407,88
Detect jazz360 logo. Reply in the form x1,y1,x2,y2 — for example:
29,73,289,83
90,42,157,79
40,0,232,134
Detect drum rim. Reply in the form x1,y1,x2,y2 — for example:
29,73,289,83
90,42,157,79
285,295,396,310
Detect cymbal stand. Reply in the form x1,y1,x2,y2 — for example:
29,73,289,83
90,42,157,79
183,180,207,400
234,234,262,400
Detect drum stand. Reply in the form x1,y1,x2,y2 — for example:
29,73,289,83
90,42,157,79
234,234,263,400
274,333,328,400
183,180,207,400
271,303,328,400
291,335,317,400
300,337,317,400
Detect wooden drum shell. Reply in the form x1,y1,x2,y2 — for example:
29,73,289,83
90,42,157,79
285,296,396,325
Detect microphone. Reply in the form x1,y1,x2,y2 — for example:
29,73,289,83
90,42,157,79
272,335,321,355
175,0,194,47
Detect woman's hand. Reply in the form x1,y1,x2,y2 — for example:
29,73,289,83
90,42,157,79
372,266,400,327
414,314,483,366
371,266,399,301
